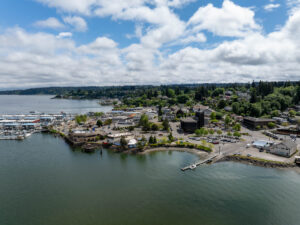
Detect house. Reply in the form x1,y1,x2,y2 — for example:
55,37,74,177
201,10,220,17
272,117,287,124
107,132,133,145
268,140,297,157
243,117,275,129
224,106,232,112
236,91,250,100
193,105,213,117
225,91,233,96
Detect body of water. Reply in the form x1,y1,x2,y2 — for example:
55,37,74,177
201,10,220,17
0,95,112,114
1,95,300,225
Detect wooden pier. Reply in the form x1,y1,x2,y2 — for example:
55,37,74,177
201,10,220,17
181,155,218,171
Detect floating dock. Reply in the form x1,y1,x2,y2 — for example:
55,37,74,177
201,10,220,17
181,155,218,171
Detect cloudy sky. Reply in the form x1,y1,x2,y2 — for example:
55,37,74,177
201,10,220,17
0,0,300,89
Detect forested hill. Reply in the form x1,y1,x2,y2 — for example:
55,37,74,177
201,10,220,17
0,83,247,98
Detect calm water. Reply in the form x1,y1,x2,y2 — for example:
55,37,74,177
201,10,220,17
0,95,112,114
1,96,300,225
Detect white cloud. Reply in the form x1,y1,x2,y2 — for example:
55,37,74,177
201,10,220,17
34,17,65,29
188,0,260,37
264,4,281,12
2,0,300,89
63,16,87,32
56,32,73,39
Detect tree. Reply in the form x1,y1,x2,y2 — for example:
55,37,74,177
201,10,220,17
128,126,135,131
225,115,231,127
209,129,215,135
250,88,257,103
268,122,276,129
289,110,296,117
216,112,223,120
167,88,175,98
168,132,174,142
151,123,159,131
212,88,224,97
139,114,149,127
217,130,222,135
233,131,241,137
75,114,87,124
149,136,154,144
233,123,241,131
158,105,163,116
210,112,216,120
96,120,103,127
218,99,226,109
120,136,128,149
195,86,209,101
104,119,112,126
177,94,189,104
232,102,240,114
153,136,157,143
249,104,261,117
162,118,170,131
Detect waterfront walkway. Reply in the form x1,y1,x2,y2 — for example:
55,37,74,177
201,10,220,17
181,154,219,171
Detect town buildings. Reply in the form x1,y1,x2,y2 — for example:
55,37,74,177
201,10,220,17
243,117,275,129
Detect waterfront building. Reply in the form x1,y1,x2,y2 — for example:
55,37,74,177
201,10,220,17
268,140,297,157
68,130,102,145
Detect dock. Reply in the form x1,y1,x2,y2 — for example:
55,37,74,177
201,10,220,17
181,155,218,171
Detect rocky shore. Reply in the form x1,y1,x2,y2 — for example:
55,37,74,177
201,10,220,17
218,155,297,168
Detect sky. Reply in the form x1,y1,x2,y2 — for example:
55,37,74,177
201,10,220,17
0,0,299,89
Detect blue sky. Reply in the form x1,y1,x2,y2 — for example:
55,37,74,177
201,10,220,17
0,0,299,89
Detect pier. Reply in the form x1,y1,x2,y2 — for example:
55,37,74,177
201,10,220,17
181,155,218,171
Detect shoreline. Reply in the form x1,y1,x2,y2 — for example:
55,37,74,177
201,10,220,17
47,131,300,170
139,146,210,158
217,155,297,168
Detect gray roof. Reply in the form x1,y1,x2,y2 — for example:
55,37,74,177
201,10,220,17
280,140,297,149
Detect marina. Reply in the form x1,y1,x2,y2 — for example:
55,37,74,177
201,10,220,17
0,112,74,140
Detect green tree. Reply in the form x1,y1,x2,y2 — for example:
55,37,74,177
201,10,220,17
232,102,240,114
177,94,189,104
267,122,276,129
233,131,241,137
149,136,154,144
218,99,226,109
162,118,170,131
120,136,128,149
233,123,241,131
151,123,159,131
104,119,112,125
210,112,216,120
289,110,296,117
225,115,231,127
96,120,103,127
168,132,174,142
